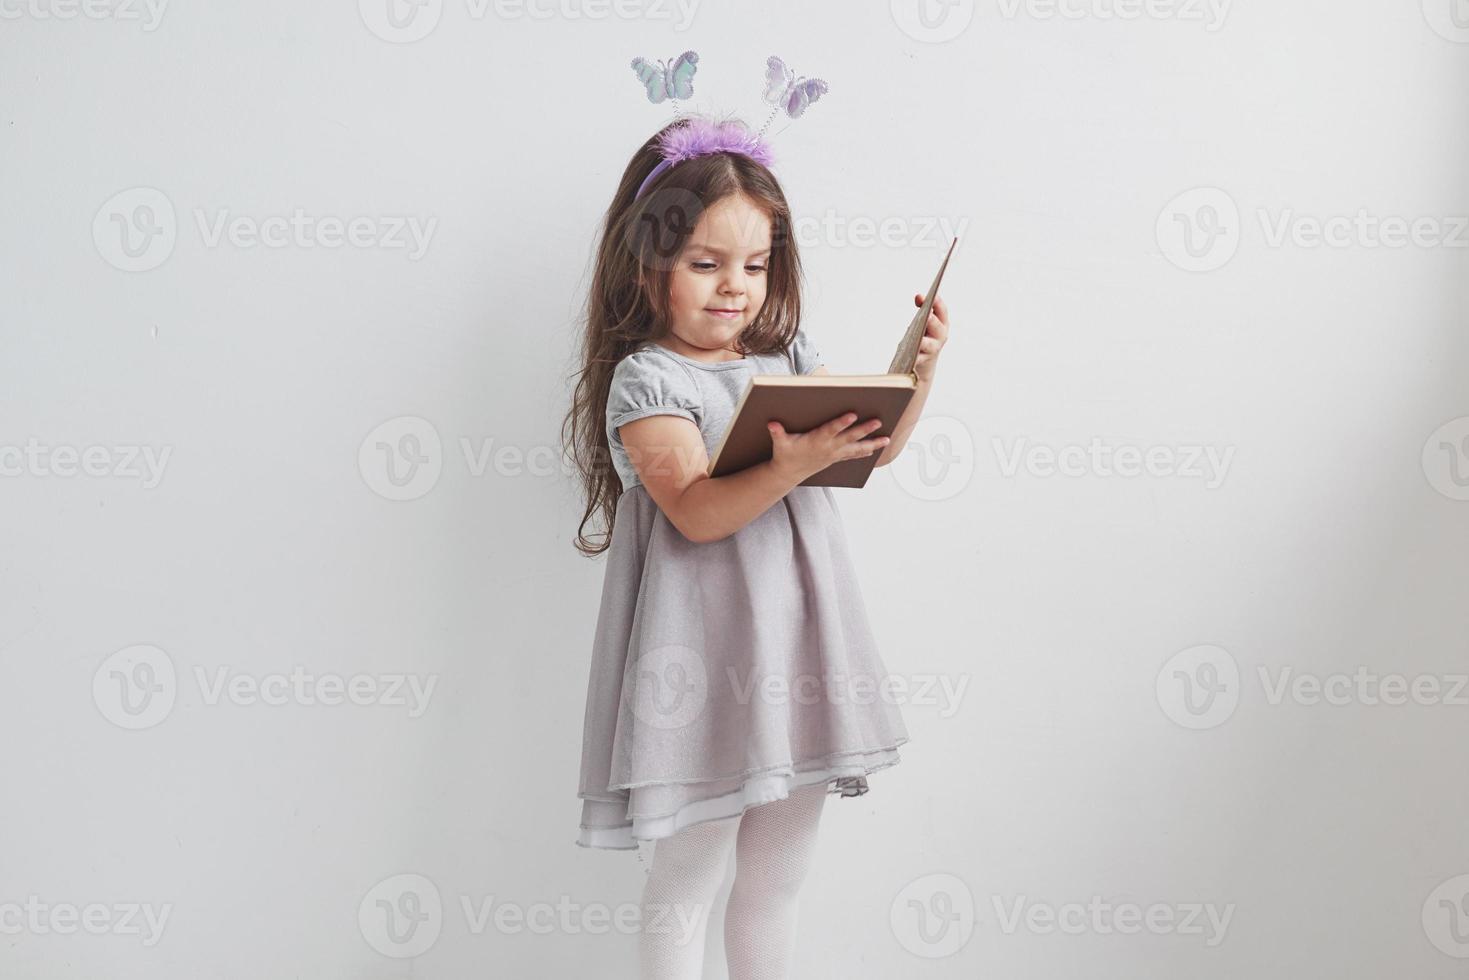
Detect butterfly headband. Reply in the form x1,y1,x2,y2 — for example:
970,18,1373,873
628,51,829,201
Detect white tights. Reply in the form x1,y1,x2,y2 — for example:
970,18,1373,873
638,781,828,980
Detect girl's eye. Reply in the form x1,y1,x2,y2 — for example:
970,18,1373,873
690,262,768,273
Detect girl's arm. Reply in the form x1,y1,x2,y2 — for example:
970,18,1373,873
873,373,935,468
619,410,887,544
621,415,799,544
873,292,951,468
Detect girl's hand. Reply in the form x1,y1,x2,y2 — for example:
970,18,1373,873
767,413,889,484
911,292,950,384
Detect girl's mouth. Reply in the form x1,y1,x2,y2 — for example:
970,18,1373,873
706,309,742,319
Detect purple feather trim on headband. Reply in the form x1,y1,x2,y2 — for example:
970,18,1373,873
634,116,774,200
656,117,774,167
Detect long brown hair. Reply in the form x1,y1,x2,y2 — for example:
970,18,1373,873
561,116,806,557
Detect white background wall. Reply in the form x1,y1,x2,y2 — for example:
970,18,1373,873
3,1,1467,978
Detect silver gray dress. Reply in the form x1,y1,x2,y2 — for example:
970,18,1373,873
576,327,910,850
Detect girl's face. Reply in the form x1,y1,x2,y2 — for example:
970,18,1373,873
663,194,772,361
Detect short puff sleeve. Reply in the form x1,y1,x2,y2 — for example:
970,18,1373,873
606,348,701,438
788,326,823,375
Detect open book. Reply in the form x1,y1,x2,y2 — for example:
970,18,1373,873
707,236,958,488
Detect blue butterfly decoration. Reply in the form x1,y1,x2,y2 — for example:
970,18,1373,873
762,55,828,118
630,51,699,104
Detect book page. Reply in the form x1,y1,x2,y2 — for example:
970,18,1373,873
887,236,958,376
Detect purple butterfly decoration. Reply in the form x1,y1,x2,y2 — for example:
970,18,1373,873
761,55,829,118
630,51,699,104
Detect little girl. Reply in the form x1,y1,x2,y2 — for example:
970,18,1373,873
563,113,949,979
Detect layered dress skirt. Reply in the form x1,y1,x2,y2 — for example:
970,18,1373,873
575,479,910,849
